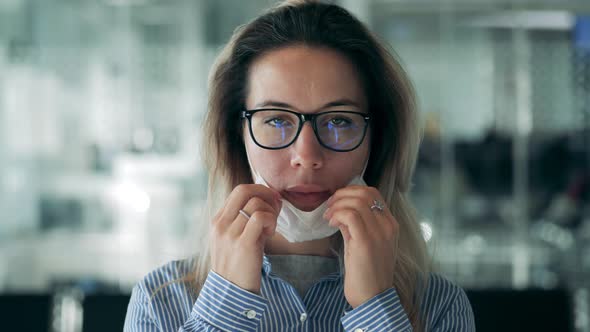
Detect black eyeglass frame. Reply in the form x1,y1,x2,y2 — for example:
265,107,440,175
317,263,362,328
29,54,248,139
241,108,371,152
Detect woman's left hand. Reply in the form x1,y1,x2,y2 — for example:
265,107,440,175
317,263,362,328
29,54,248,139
324,185,398,309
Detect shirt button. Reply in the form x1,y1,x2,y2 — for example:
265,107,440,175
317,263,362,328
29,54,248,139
299,313,308,322
245,310,257,319
354,329,365,332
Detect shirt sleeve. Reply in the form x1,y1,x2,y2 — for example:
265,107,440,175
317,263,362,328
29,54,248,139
340,285,476,332
123,279,230,332
430,288,476,332
340,287,413,332
191,270,270,332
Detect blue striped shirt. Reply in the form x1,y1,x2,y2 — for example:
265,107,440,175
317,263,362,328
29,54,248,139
124,256,475,331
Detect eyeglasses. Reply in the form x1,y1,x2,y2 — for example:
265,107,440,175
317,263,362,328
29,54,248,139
241,108,370,152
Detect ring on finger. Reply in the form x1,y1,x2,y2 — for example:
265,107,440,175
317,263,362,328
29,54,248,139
238,209,251,220
370,199,385,212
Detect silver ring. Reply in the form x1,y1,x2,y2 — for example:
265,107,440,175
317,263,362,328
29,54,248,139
238,209,251,220
370,199,384,212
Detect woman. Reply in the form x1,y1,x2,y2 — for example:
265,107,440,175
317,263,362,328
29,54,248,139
124,1,475,331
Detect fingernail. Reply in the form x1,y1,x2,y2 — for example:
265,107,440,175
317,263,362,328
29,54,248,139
323,208,330,219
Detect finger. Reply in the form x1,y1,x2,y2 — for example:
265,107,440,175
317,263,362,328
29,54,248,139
241,210,277,245
339,223,352,243
328,208,368,243
328,186,396,236
327,185,373,205
218,184,281,229
325,197,382,239
228,196,277,236
329,185,385,204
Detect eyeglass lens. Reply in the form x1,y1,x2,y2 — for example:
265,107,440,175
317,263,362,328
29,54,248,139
249,110,366,151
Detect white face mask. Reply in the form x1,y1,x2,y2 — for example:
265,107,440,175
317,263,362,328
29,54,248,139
252,171,368,242
244,130,371,242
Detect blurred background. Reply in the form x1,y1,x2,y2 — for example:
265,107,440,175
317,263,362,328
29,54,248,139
0,0,589,331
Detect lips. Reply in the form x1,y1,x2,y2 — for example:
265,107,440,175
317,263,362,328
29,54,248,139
283,184,331,210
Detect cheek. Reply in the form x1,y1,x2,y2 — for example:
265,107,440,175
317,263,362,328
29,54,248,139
247,146,289,179
326,149,368,179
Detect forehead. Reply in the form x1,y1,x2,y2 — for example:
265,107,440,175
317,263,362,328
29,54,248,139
246,45,367,112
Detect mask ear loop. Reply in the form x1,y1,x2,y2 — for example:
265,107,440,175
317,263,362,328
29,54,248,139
331,150,371,273
360,150,371,179
244,142,262,184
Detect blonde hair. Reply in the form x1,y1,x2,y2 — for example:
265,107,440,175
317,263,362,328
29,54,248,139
167,1,431,330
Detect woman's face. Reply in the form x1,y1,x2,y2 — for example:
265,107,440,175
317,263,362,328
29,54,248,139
244,45,370,211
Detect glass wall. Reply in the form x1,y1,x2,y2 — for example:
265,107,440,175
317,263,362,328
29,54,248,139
1,0,589,330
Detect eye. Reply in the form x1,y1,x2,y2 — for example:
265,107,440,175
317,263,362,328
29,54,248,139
325,116,353,128
330,118,350,126
265,117,293,127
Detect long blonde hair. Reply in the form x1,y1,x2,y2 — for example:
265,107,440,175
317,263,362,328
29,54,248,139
182,1,431,330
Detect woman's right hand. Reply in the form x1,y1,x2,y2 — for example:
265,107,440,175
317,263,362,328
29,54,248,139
209,184,282,294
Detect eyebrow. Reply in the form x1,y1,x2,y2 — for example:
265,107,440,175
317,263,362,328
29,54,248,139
253,98,362,111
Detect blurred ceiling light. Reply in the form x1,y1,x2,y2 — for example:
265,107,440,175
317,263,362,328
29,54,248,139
420,220,433,242
111,182,151,213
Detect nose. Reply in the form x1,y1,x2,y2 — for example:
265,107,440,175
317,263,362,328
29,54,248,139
290,122,324,170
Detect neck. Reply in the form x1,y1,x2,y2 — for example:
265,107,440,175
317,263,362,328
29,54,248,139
264,233,339,257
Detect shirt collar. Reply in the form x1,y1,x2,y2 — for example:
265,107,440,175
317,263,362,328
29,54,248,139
261,254,342,281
